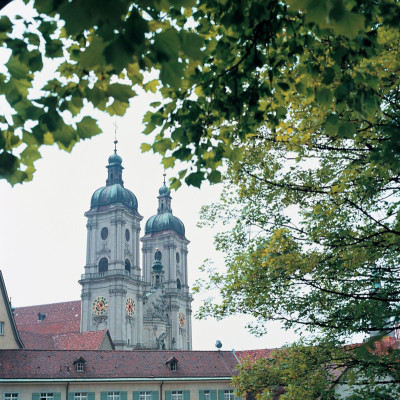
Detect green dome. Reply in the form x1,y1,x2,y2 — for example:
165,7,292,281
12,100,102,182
108,153,122,165
90,184,138,211
159,184,170,196
145,212,185,236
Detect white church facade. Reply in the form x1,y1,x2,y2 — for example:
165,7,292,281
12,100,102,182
80,143,193,350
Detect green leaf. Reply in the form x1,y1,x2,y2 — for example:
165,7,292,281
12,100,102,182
45,39,64,58
144,80,160,94
153,29,180,61
106,83,136,103
79,35,107,68
338,121,356,138
76,116,102,139
140,143,152,152
315,88,333,107
208,169,222,184
153,138,172,154
160,61,183,89
185,171,204,188
162,156,175,169
0,16,12,32
180,31,204,60
6,56,30,80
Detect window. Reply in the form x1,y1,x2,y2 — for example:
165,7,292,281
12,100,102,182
170,361,177,371
76,362,84,372
99,257,108,273
74,393,87,400
224,391,234,400
176,279,181,290
125,259,131,273
40,394,54,400
171,392,183,400
101,227,108,240
107,393,120,400
0,321,4,334
139,392,152,400
4,394,18,400
204,392,210,400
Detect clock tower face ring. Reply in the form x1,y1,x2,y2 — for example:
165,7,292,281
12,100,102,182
179,312,186,328
92,296,109,316
125,297,136,316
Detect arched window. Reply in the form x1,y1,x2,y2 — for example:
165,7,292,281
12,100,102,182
125,259,131,273
177,278,181,290
99,257,108,273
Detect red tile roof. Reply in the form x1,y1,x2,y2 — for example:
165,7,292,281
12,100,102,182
236,349,275,363
0,350,239,379
52,330,109,350
18,330,110,350
14,300,81,335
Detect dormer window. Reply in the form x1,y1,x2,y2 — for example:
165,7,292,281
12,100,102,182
38,312,46,321
165,356,179,371
76,362,84,372
73,357,86,372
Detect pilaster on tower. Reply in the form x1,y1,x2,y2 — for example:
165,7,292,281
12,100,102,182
141,177,193,350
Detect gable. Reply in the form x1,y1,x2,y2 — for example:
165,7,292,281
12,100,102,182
0,271,23,349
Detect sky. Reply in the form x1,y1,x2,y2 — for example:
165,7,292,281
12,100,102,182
0,1,299,351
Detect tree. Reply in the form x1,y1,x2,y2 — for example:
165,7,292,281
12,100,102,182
0,0,202,184
2,0,400,188
191,14,400,397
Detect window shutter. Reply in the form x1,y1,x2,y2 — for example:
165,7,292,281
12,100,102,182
183,391,190,400
165,391,171,400
32,394,40,400
152,391,159,400
68,393,74,400
218,390,225,400
54,393,61,400
210,391,217,400
88,392,95,400
121,392,127,400
133,392,140,400
198,391,204,400
101,393,107,400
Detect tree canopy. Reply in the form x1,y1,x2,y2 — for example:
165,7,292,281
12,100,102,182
2,0,399,186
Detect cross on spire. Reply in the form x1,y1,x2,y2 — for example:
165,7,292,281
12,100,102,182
113,121,118,154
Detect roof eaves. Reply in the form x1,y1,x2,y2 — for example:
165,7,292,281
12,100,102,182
0,271,24,348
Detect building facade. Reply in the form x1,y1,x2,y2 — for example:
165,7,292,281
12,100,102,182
79,147,192,350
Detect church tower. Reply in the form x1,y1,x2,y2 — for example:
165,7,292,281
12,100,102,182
79,142,146,350
141,177,193,350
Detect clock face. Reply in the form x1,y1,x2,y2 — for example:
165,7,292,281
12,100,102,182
92,296,108,316
125,297,136,316
179,312,186,328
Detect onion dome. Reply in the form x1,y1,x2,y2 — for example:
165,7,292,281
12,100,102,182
145,175,185,237
90,141,138,212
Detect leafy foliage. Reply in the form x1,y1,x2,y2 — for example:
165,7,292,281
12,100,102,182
0,0,201,184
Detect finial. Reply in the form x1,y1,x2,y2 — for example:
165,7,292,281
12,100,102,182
113,121,118,154
163,172,166,186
